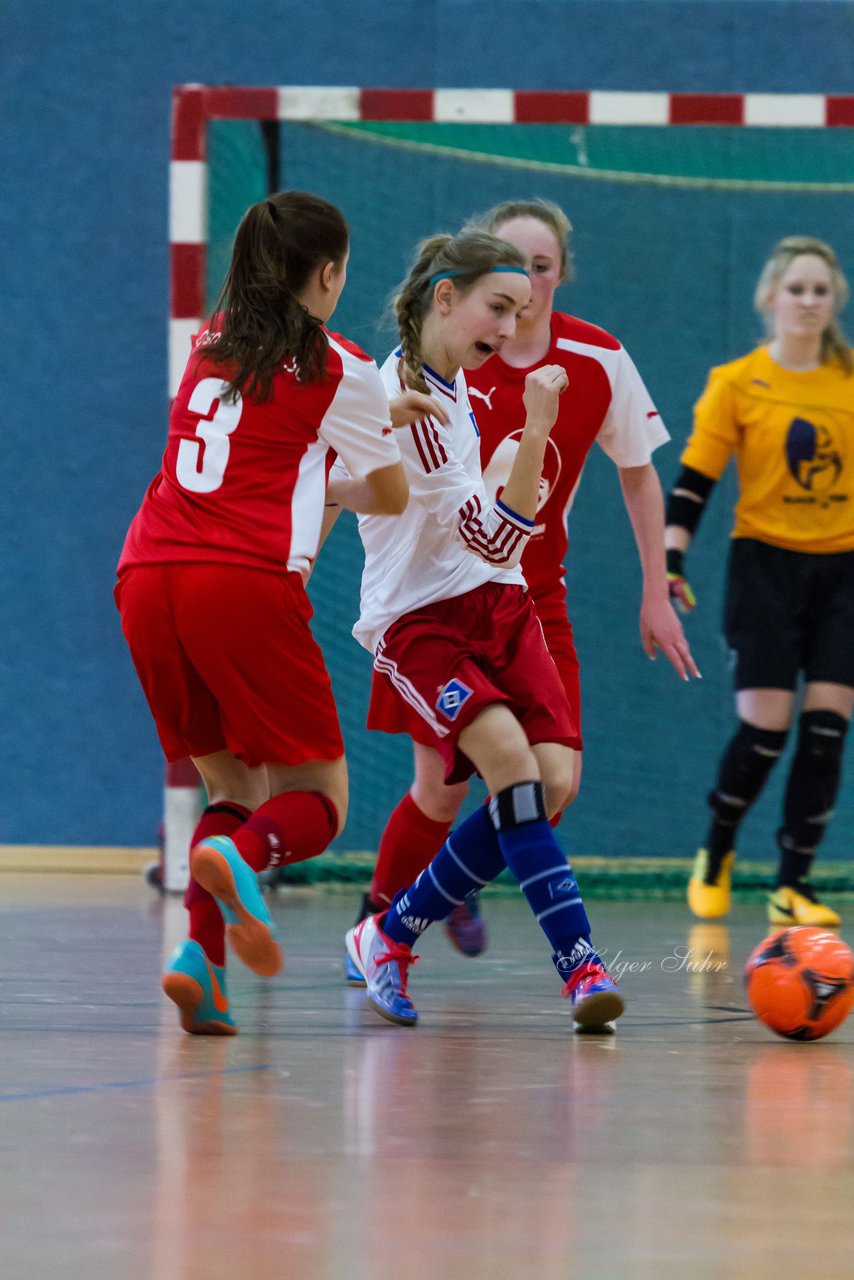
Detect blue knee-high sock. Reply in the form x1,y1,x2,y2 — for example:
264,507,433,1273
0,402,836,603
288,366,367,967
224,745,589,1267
489,782,595,982
383,806,506,948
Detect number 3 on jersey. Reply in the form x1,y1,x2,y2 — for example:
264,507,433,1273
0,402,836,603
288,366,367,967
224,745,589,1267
175,378,242,493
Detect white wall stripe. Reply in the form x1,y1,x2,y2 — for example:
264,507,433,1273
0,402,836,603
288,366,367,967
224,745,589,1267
589,91,670,126
169,319,200,398
434,89,515,123
278,85,360,120
169,161,206,243
744,93,826,128
162,786,200,892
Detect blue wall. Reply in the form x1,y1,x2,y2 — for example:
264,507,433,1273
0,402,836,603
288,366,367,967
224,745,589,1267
3,1,854,850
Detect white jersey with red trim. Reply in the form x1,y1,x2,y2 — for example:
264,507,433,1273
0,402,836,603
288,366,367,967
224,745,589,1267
352,349,529,654
467,312,669,599
118,327,399,578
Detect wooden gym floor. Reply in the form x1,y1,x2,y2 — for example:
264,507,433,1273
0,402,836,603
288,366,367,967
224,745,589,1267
0,873,852,1279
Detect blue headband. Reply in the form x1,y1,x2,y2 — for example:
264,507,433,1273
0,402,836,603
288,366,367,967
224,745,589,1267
429,266,529,285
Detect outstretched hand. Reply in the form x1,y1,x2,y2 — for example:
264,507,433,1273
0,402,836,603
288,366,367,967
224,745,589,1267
640,596,701,681
388,390,449,428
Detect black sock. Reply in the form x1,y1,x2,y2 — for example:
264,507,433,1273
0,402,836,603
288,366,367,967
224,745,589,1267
776,710,848,888
775,832,814,890
355,890,381,926
704,722,788,874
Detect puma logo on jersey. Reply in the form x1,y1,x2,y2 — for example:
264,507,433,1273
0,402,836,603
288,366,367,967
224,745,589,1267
468,386,496,410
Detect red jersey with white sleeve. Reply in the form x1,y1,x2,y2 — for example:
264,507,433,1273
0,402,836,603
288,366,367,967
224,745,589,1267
352,350,532,654
118,325,400,578
467,312,669,600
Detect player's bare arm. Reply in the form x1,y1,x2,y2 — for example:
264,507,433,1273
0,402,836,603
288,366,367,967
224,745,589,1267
326,461,408,516
618,462,701,681
498,365,568,521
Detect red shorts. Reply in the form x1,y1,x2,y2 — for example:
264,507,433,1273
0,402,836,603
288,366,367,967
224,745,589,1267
534,584,582,738
115,563,344,767
370,582,580,783
368,583,583,756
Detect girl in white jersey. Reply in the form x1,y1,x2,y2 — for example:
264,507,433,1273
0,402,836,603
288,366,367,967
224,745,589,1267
342,229,625,1031
346,198,697,965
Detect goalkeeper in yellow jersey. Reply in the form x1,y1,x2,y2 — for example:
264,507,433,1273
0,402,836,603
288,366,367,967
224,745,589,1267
664,236,853,927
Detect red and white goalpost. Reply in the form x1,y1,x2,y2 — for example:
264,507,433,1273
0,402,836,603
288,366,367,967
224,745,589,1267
161,82,854,890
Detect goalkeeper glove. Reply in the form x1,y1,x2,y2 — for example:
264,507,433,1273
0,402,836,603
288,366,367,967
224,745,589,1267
666,547,696,614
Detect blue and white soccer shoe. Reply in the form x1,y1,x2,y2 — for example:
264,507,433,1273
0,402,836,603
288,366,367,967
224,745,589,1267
562,959,625,1032
345,915,419,1026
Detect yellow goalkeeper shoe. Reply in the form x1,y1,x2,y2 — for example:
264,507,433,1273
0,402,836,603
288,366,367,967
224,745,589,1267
767,884,841,928
687,848,735,920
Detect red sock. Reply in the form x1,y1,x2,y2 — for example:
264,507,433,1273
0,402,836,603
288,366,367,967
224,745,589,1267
370,792,452,908
232,791,338,873
185,802,251,965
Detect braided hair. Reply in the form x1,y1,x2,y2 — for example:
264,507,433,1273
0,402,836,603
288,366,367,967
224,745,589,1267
393,229,528,393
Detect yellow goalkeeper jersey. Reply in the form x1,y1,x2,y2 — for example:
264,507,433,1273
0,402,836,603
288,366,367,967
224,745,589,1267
682,345,854,553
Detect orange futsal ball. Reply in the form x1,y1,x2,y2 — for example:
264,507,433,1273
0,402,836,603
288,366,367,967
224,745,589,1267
744,927,854,1041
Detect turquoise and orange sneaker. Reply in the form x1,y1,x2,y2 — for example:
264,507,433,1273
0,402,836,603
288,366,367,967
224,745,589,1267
162,939,237,1036
190,835,282,977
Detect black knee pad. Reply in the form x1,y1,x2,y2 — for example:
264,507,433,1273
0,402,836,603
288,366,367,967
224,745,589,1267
488,781,547,831
708,720,788,822
793,709,849,773
780,710,849,850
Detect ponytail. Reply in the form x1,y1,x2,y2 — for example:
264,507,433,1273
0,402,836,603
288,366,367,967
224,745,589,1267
207,190,349,401
395,235,453,393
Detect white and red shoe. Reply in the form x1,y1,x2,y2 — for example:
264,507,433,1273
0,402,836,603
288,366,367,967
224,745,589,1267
562,960,625,1032
345,914,419,1026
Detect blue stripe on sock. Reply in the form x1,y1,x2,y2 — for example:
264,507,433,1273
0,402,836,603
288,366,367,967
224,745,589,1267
536,898,582,923
497,821,591,968
518,864,569,892
444,834,491,887
427,860,464,906
384,807,506,947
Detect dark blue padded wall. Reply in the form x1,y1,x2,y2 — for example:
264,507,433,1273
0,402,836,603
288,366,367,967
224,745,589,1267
2,0,854,850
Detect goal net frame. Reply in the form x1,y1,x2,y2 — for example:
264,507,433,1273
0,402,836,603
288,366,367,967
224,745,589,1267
162,82,854,891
